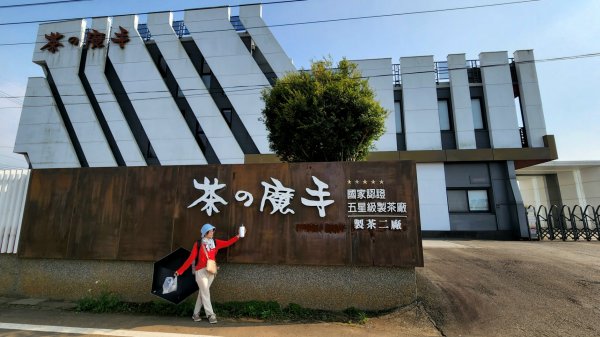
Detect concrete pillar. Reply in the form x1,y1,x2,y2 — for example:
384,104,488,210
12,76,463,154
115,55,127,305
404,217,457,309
448,53,476,149
514,50,547,148
480,51,521,148
401,56,441,150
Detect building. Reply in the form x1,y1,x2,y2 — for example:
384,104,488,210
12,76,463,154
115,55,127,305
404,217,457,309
517,161,600,209
13,4,557,240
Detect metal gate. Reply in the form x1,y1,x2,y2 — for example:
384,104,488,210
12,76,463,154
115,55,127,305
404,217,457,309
0,169,31,253
527,204,600,241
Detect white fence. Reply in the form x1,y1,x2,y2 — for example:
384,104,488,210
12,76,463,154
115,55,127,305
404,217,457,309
0,169,30,254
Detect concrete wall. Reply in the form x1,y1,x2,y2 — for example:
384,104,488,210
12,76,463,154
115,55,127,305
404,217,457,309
14,78,80,168
109,15,207,165
0,255,416,311
517,175,550,208
557,170,588,207
581,167,600,206
33,20,116,167
185,7,271,154
146,12,244,164
238,4,295,79
86,17,146,167
417,163,450,230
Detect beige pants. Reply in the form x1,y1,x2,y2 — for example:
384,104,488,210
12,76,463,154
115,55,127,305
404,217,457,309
194,268,215,317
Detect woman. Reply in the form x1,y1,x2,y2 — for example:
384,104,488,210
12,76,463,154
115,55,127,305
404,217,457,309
175,223,242,323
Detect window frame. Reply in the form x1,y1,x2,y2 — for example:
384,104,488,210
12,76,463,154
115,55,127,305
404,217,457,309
437,99,453,131
470,97,487,130
446,188,491,213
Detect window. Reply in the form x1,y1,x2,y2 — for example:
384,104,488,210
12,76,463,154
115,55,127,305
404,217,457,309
448,190,468,212
146,142,157,159
468,190,489,211
471,98,485,129
201,59,211,75
447,189,490,212
158,56,168,78
515,97,524,127
394,101,403,133
438,100,451,131
222,108,233,126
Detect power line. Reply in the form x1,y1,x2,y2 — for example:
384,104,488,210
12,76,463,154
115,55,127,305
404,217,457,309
0,52,598,104
0,0,540,45
0,0,91,10
0,0,308,27
0,0,544,57
265,0,542,30
0,90,24,106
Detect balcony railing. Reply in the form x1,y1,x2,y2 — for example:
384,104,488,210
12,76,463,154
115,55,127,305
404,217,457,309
172,20,190,38
392,64,400,86
136,21,191,41
393,59,482,85
137,23,151,41
434,61,449,83
466,59,482,83
230,16,246,32
519,127,528,148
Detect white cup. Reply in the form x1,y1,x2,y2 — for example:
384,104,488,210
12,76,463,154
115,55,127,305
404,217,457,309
239,225,246,238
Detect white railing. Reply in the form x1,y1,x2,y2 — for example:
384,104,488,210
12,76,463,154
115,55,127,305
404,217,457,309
0,169,30,254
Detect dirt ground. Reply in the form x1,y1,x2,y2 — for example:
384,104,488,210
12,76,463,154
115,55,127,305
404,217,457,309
1,240,599,337
417,240,600,337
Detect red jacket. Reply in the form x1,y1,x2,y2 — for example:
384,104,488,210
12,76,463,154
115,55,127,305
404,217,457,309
177,236,239,275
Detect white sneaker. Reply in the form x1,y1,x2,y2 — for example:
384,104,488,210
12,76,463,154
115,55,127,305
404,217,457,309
208,315,218,324
192,313,202,322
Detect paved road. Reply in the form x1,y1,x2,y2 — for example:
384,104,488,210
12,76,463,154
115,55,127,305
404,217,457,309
419,240,600,337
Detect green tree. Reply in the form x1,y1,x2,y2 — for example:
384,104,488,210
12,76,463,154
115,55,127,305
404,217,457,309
261,58,388,162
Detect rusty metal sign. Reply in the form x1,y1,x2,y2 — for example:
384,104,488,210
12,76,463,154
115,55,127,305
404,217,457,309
18,162,422,267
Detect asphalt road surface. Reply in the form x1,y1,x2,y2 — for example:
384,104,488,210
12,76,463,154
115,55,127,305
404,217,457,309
418,240,600,337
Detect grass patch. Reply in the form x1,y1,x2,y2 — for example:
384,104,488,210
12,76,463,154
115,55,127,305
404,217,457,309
75,291,370,324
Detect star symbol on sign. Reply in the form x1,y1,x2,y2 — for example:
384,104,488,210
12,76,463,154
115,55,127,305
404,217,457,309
355,180,359,184
379,180,384,184
347,180,351,185
40,32,64,53
363,180,367,184
371,180,376,184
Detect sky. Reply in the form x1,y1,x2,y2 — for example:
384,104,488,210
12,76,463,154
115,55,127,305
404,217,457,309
0,0,598,169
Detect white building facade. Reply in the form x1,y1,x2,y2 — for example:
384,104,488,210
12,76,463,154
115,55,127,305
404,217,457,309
13,4,557,239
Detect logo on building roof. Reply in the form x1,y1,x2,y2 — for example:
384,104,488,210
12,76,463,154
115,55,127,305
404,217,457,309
111,26,130,49
40,32,64,53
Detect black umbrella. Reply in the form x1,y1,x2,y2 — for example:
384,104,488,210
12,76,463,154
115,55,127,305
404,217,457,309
151,247,198,304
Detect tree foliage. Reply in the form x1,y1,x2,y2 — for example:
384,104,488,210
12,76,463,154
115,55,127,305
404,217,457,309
261,58,388,162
